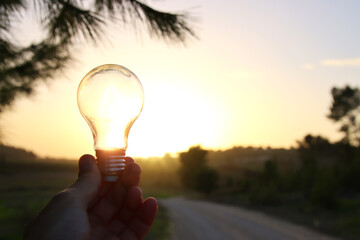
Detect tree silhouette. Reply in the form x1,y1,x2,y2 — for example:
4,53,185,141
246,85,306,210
0,0,195,112
179,146,208,189
195,166,218,196
328,86,360,146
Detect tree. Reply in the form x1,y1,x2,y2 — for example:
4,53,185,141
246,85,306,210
195,166,219,196
328,86,360,146
297,134,331,152
0,0,195,112
179,146,208,189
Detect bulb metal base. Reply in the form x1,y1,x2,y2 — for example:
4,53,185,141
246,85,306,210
96,149,126,182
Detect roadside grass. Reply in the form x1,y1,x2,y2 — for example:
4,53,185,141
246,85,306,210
145,204,171,240
0,163,78,240
0,160,173,240
143,187,182,240
142,187,183,199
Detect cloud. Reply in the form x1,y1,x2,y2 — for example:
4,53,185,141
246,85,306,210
301,64,315,70
322,58,360,67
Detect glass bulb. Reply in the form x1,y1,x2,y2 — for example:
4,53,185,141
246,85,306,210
77,64,144,181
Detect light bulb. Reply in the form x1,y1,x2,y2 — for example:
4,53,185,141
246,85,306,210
77,64,144,182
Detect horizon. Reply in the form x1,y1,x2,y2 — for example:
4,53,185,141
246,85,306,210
0,142,306,161
2,0,359,159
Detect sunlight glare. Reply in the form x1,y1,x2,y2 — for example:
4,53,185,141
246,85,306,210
126,82,221,157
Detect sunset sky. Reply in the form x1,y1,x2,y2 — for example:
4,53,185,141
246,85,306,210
2,0,360,159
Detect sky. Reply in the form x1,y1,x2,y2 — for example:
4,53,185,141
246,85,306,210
2,0,360,159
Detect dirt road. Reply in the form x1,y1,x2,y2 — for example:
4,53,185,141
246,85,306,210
161,197,341,240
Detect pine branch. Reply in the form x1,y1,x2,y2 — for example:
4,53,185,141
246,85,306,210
95,0,196,42
0,0,197,112
0,38,19,66
131,0,196,42
46,0,105,44
0,40,70,112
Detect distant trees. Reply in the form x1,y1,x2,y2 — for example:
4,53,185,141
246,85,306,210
296,135,339,208
179,146,219,195
0,0,195,113
289,88,360,207
0,144,38,162
328,86,360,147
176,86,360,207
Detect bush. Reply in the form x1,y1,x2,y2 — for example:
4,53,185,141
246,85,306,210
249,181,281,205
310,168,339,209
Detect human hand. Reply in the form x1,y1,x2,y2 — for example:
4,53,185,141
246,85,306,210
24,154,158,240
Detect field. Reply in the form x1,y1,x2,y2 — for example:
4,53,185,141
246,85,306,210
0,160,172,240
2,146,360,240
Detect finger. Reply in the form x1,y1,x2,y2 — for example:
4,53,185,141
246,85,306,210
88,160,140,225
117,186,143,223
136,198,158,225
124,156,134,164
88,182,114,209
121,198,158,240
107,187,143,235
121,162,141,188
88,182,127,224
70,154,101,206
91,160,140,211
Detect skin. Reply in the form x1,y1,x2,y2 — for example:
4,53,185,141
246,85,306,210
24,154,158,240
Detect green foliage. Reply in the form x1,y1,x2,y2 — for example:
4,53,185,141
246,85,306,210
338,155,360,192
145,204,171,240
297,156,318,196
0,198,49,240
247,160,281,205
310,168,339,209
249,181,281,205
262,160,278,182
195,166,219,196
0,166,74,240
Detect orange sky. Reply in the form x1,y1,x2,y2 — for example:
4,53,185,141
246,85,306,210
2,0,360,159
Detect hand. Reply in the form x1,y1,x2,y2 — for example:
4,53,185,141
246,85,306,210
24,154,158,240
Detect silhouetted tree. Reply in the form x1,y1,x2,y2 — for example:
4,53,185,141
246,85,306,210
328,86,360,146
0,0,195,112
297,134,331,152
179,146,208,189
296,135,328,195
195,166,219,196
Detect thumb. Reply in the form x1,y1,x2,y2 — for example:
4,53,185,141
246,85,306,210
70,154,101,205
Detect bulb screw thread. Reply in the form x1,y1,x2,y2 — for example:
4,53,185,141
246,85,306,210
96,149,126,182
